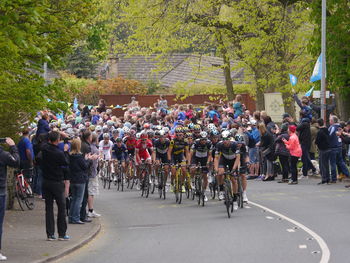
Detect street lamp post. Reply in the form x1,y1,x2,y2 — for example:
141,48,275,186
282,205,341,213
320,0,326,121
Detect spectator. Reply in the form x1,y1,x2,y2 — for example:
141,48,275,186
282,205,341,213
40,131,70,241
0,137,19,260
127,97,139,110
275,123,290,183
258,123,274,181
233,95,243,118
68,138,89,224
297,111,316,178
310,118,319,160
17,128,34,175
315,118,331,184
177,105,186,121
185,104,194,120
87,133,101,218
246,120,260,180
36,112,50,138
283,125,302,184
97,99,107,113
328,115,349,183
157,95,168,110
80,130,93,223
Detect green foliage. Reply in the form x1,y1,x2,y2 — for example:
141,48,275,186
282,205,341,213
65,45,99,78
0,0,98,137
309,0,350,93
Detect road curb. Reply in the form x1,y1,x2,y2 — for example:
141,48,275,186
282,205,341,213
32,222,101,263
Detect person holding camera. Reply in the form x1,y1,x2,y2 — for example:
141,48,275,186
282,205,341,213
0,137,20,260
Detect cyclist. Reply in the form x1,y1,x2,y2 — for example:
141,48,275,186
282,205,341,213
135,133,153,188
234,133,249,203
167,127,189,192
99,133,114,179
188,131,212,202
112,137,128,179
152,130,170,190
214,130,241,210
193,124,202,140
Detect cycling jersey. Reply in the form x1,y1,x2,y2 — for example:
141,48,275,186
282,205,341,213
99,140,114,160
215,141,239,160
123,137,136,155
169,138,188,156
136,139,153,162
153,139,170,155
191,139,212,159
112,143,128,161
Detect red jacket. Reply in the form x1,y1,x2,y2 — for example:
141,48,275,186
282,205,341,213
283,133,302,157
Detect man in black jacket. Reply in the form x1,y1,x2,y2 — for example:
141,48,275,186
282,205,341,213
40,131,70,241
315,119,331,184
0,138,19,260
80,131,92,223
297,111,316,178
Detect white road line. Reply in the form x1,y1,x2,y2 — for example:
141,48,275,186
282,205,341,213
265,216,274,220
287,229,295,233
250,201,330,263
299,245,307,249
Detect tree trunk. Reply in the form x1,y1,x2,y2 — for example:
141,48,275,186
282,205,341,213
336,92,350,120
215,31,234,100
255,82,265,111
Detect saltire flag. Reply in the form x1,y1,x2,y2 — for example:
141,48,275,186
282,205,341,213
289,74,298,86
310,54,323,82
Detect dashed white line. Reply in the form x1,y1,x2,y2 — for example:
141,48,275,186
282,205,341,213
265,216,274,220
299,245,307,249
250,201,330,263
287,229,295,233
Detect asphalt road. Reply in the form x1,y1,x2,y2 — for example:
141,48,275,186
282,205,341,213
58,178,350,263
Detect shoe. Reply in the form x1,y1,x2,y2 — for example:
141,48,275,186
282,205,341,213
247,175,258,180
47,235,56,241
338,173,346,181
81,218,92,223
298,175,308,180
262,176,274,181
278,179,289,183
257,175,265,180
204,194,208,202
242,191,248,203
345,185,350,188
0,253,7,261
233,202,238,210
288,180,298,185
58,235,70,241
88,211,101,218
218,191,224,201
70,220,85,224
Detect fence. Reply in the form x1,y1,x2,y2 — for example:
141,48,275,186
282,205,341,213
100,94,256,117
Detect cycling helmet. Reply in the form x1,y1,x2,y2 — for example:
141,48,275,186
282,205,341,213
143,123,150,129
200,131,208,139
103,133,110,139
123,126,130,133
222,130,231,139
147,130,154,137
183,127,189,133
136,133,141,139
175,127,184,134
95,126,102,132
78,124,85,130
188,123,194,129
208,123,216,131
193,124,201,131
102,125,108,132
154,130,161,136
235,134,245,143
158,130,165,137
89,125,95,131
124,122,132,129
129,129,136,136
107,120,114,126
163,127,170,133
186,132,193,138
60,123,67,130
211,129,220,137
140,133,148,139
66,124,72,129
112,129,119,135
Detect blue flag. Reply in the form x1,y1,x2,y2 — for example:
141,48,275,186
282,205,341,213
310,54,322,82
289,74,298,86
305,87,315,97
73,97,78,111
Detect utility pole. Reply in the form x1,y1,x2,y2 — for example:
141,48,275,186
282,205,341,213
320,0,326,121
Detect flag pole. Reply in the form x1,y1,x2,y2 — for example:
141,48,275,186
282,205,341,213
321,0,326,121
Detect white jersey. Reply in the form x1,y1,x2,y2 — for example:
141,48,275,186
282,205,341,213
99,140,113,160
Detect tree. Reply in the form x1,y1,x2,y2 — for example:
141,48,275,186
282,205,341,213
309,0,350,119
0,0,98,136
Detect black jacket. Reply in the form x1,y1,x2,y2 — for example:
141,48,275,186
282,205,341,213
297,118,311,150
315,127,330,151
275,133,290,157
40,143,69,181
69,154,89,184
0,146,20,196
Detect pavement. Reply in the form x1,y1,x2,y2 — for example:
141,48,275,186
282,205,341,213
57,176,350,263
3,198,101,263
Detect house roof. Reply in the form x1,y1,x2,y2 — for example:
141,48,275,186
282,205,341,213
116,53,248,87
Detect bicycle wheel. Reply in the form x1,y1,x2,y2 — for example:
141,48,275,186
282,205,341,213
158,171,163,198
237,177,244,208
224,182,231,218
15,182,25,211
145,172,150,198
107,167,112,190
120,167,124,192
196,176,202,206
177,170,183,204
24,182,35,210
151,170,156,194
